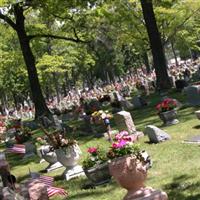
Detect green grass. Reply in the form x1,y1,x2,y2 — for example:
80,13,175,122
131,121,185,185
4,91,200,200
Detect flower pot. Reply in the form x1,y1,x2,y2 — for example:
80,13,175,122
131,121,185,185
84,162,111,185
158,110,179,126
55,145,85,180
109,155,168,200
55,145,81,168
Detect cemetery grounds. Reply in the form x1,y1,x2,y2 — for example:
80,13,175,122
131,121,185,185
1,90,200,200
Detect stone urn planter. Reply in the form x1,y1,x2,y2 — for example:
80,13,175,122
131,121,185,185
55,144,85,180
109,155,168,200
84,162,111,186
39,145,63,172
158,110,179,126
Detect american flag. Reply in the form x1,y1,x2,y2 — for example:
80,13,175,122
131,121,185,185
6,144,25,154
33,175,68,198
47,186,68,197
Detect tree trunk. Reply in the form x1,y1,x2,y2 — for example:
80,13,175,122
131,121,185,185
52,72,60,103
14,5,51,118
142,51,151,73
140,0,171,90
171,40,178,66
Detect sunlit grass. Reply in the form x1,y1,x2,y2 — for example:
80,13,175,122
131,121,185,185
4,91,200,199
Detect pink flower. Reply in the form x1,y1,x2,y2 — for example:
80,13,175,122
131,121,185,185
87,147,98,154
112,140,127,149
112,143,119,149
115,130,129,140
117,140,127,148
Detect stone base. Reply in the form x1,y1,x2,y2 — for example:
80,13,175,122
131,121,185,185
135,131,144,138
164,119,179,126
124,188,168,200
46,162,63,172
63,165,85,181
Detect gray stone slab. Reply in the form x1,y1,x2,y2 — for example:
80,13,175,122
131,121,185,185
185,85,200,106
183,135,200,144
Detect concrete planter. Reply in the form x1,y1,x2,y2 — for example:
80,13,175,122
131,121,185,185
109,155,168,200
55,145,85,180
84,162,111,185
159,110,179,126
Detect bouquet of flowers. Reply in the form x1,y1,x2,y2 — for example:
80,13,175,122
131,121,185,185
82,147,108,169
41,128,77,150
91,110,112,125
156,98,177,113
107,130,141,159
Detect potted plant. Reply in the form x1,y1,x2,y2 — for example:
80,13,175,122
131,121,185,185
108,132,168,200
82,147,111,185
156,98,179,126
41,128,84,180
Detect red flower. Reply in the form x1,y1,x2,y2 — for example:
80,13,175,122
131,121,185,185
87,147,98,154
156,98,177,113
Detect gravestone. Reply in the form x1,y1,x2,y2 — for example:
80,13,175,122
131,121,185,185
144,125,171,143
183,135,200,144
185,85,200,106
114,111,136,134
27,179,49,200
169,76,176,88
132,96,142,108
24,142,37,159
120,100,134,110
52,115,62,130
175,79,188,91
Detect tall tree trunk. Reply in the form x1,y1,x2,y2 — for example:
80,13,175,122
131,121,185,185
140,0,171,90
52,72,60,103
142,51,151,73
14,5,51,118
171,40,178,66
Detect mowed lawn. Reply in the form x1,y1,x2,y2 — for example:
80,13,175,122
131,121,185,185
3,90,200,200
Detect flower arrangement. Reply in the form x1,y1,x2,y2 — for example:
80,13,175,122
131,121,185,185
82,131,151,169
41,128,77,150
82,146,108,169
156,98,177,113
91,110,112,122
107,130,140,159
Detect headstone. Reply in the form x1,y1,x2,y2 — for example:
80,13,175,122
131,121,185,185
113,91,122,102
132,96,142,108
175,79,188,91
120,100,134,110
144,125,171,143
183,135,200,144
24,142,37,158
169,76,176,88
27,179,49,200
114,111,136,134
185,85,200,106
52,115,62,130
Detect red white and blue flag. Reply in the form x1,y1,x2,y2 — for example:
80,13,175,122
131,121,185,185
32,175,68,198
6,144,25,154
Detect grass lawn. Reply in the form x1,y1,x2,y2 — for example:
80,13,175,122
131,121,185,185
3,90,200,200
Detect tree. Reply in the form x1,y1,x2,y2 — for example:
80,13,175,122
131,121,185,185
0,1,86,118
140,0,171,90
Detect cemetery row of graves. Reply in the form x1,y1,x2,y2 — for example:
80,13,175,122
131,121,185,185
1,73,200,199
